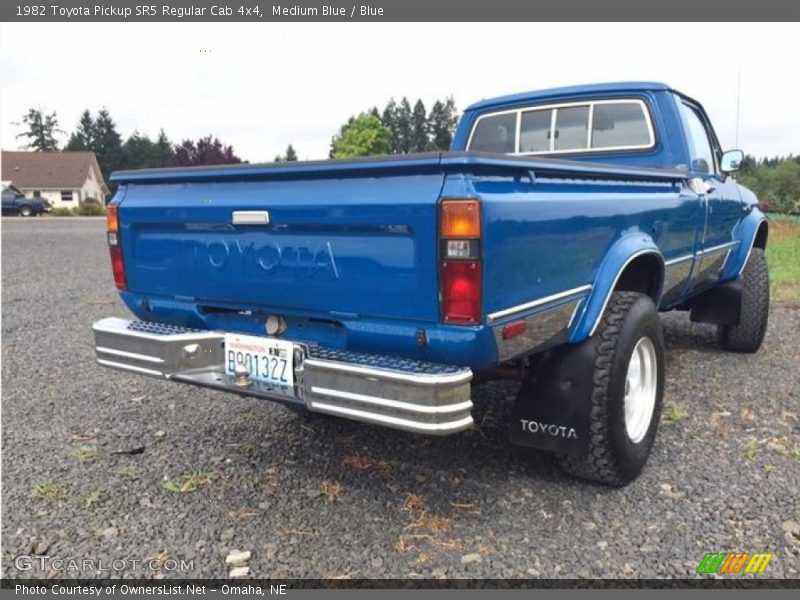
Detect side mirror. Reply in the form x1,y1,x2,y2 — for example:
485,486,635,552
721,149,744,173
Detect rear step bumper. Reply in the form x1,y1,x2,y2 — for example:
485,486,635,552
92,318,474,435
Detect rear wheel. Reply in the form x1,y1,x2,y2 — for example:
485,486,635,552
558,292,665,485
19,205,33,217
717,247,769,353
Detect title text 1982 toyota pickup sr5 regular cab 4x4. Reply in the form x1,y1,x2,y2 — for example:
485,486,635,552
93,82,769,485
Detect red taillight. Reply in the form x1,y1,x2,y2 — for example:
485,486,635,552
439,198,482,325
109,245,127,290
442,260,481,324
106,203,126,290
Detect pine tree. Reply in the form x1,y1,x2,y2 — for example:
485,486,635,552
92,108,124,184
382,99,399,154
396,97,413,154
284,144,298,161
410,99,428,152
155,129,173,166
429,97,459,151
65,110,95,151
15,109,62,151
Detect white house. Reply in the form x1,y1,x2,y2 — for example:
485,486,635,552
1,151,110,209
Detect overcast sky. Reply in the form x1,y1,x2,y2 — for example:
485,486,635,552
1,22,798,162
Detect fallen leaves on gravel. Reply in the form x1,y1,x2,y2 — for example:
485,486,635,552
320,480,342,502
146,550,170,567
406,511,454,534
341,452,394,476
402,493,424,512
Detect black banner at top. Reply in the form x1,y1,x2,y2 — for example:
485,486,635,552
3,0,800,21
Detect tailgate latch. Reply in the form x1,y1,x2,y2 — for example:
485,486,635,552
232,210,270,226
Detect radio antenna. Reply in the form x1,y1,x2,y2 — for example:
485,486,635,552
735,69,741,148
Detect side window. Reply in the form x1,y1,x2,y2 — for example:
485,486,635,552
469,112,516,153
681,103,715,175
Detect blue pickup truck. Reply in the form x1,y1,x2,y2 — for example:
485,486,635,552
93,82,769,485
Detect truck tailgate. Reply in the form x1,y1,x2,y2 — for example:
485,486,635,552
117,172,444,323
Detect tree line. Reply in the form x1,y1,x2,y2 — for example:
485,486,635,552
737,155,800,214
330,97,458,158
14,108,250,194
16,105,796,214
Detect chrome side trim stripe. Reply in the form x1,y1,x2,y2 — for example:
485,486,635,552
699,240,739,255
487,284,592,324
310,386,473,415
664,254,693,266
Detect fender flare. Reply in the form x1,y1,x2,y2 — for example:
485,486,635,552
569,234,665,342
722,209,767,280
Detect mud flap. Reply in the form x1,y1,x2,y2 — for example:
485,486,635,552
509,337,596,456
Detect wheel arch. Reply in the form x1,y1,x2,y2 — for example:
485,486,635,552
722,210,768,281
570,236,665,342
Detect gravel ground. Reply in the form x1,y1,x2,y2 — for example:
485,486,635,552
2,217,799,580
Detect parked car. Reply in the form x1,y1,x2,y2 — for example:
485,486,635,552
92,82,768,485
1,188,46,216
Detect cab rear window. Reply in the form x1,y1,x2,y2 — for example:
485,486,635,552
468,99,654,155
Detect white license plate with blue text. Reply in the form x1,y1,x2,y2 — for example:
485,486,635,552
224,333,294,389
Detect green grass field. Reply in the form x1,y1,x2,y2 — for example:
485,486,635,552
765,214,800,304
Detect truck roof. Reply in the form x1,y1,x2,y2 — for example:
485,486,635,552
466,81,673,112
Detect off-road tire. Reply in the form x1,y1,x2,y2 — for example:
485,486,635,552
717,247,769,353
558,292,665,486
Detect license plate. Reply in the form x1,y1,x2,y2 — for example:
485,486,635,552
224,333,294,390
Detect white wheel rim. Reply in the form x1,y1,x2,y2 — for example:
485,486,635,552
623,336,658,444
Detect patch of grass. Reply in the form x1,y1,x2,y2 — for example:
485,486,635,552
792,444,800,460
33,482,63,502
75,487,105,509
163,471,213,494
744,439,759,461
49,207,75,217
665,405,686,423
72,446,98,463
115,465,140,479
766,218,800,304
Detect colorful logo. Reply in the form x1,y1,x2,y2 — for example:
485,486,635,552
697,552,773,575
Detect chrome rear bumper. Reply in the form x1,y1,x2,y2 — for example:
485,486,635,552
92,318,474,435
